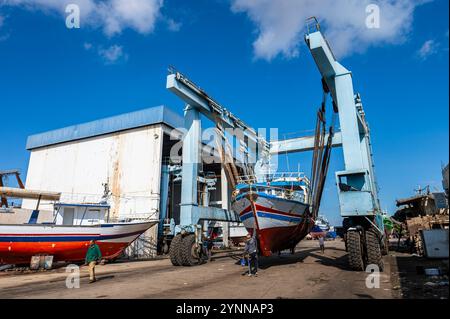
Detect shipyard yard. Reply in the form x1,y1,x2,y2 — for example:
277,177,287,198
0,240,394,299
0,1,449,307
0,240,447,300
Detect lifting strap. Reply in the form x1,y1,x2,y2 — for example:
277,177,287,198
310,92,337,218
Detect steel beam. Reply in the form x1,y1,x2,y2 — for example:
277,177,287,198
270,132,342,155
167,72,268,150
179,106,201,226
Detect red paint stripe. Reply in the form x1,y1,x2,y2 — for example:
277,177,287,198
0,241,129,264
238,205,252,216
0,233,101,236
254,204,302,218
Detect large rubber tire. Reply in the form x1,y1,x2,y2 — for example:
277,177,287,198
169,234,183,266
181,234,200,266
347,231,364,271
366,229,384,272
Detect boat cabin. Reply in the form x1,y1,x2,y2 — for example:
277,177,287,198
54,203,110,226
235,173,311,204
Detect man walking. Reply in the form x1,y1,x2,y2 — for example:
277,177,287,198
85,240,102,283
242,233,258,277
202,234,213,262
319,236,325,254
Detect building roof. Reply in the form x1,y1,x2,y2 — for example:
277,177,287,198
26,105,183,150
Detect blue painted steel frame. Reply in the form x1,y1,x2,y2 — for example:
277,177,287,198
167,80,240,232
305,30,383,230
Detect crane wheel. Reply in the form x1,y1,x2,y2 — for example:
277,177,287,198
169,234,183,266
366,229,384,272
181,234,200,266
347,230,364,271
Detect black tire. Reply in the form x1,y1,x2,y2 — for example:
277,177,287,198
347,231,364,271
181,234,200,266
169,234,183,266
366,229,384,272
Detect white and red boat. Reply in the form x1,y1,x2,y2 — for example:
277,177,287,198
231,173,313,256
0,220,158,265
0,186,159,265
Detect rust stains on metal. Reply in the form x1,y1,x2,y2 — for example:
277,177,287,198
111,133,123,219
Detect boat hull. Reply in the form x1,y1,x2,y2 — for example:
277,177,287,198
0,221,157,265
232,192,312,256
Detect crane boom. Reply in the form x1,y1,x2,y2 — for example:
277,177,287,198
305,23,381,217
304,18,386,271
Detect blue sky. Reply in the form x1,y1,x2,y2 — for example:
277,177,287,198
0,0,448,225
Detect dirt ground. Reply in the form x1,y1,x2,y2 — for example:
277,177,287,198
0,240,402,299
389,248,449,299
2,239,446,300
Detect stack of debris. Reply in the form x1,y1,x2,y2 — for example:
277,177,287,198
393,190,449,257
406,215,449,256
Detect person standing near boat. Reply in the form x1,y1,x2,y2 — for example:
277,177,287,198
85,240,102,283
318,236,325,254
202,234,213,262
242,233,258,277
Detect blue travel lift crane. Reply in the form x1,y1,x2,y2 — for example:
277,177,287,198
166,17,386,271
271,18,387,271
165,69,269,266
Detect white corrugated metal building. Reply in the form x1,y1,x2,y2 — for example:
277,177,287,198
22,105,186,258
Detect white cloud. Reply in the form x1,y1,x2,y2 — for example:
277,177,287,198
98,44,127,64
0,14,9,41
0,0,163,36
417,39,439,60
231,0,430,60
166,18,181,32
83,42,128,64
83,42,93,50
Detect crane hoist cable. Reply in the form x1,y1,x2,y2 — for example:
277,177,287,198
310,92,337,218
214,120,239,190
310,93,327,209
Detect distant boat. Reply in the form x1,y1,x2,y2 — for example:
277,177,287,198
232,173,313,256
0,220,158,265
309,215,330,239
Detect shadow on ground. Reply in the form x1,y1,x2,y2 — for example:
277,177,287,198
257,246,352,272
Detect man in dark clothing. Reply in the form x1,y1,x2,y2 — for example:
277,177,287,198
85,240,102,283
242,233,258,277
202,235,213,262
